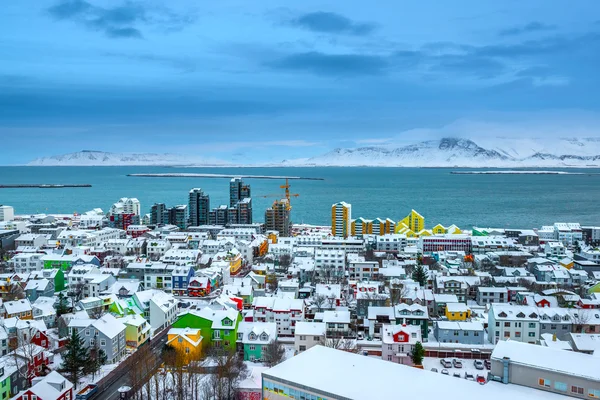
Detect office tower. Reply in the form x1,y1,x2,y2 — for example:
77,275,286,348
265,199,291,237
150,203,169,225
228,178,253,224
189,188,210,227
332,202,352,238
237,197,252,225
168,205,188,230
209,205,229,226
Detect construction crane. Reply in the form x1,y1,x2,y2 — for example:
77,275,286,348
259,178,299,211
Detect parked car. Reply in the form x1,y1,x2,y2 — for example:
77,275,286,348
465,372,474,381
441,369,449,375
474,360,484,370
431,368,438,373
440,359,453,368
484,359,491,370
452,359,463,368
76,384,98,400
476,375,487,384
453,372,462,378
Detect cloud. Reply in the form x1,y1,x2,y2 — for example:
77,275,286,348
291,11,376,36
47,0,192,39
266,51,388,76
499,21,556,36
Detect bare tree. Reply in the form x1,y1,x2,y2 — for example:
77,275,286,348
388,282,408,306
321,338,359,353
203,345,249,400
263,340,286,368
279,254,292,268
312,295,327,313
572,310,591,333
266,273,279,293
3,323,44,388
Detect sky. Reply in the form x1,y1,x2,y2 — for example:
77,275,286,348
1,0,600,164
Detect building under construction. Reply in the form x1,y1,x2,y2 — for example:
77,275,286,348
265,198,291,237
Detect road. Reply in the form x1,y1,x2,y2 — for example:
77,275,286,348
92,328,169,400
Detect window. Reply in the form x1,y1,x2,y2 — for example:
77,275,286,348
504,332,510,337
590,389,600,398
515,332,521,338
314,336,320,341
528,332,535,337
495,331,500,337
504,322,510,327
299,336,306,341
100,340,106,346
538,378,551,388
178,337,183,343
85,329,90,336
571,386,584,395
554,382,567,392
249,345,256,350
474,332,479,336
299,345,306,351
214,330,220,339
453,331,459,336
185,347,190,354
529,323,536,328
495,322,500,327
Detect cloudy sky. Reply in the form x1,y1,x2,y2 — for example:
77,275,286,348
1,0,600,164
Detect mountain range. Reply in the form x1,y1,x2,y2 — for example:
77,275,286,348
27,137,600,167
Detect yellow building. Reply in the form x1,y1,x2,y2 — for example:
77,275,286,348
445,303,471,321
332,202,352,238
432,224,446,235
351,218,372,237
123,314,151,348
167,328,204,363
395,209,425,236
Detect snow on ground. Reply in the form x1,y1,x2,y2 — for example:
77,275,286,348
422,357,488,383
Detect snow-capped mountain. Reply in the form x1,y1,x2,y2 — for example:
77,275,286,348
284,137,600,167
27,150,228,166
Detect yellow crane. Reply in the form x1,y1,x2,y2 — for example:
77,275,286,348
259,178,299,211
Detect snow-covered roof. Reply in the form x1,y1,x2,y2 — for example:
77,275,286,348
490,304,539,321
381,324,421,344
3,299,32,314
492,340,600,381
264,345,569,400
238,322,277,344
26,371,73,399
92,314,125,339
25,278,51,291
568,333,600,352
294,321,326,337
436,321,484,331
322,310,350,324
446,303,469,313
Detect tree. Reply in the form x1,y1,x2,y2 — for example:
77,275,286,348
412,264,427,287
203,345,249,400
279,254,292,268
55,292,70,317
411,341,425,366
321,338,359,353
572,310,591,333
7,281,25,300
263,340,285,367
60,329,89,388
83,340,106,380
388,281,409,306
266,273,279,292
312,294,327,312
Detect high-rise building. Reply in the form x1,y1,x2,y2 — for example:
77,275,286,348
189,188,210,227
332,202,352,238
209,205,229,226
150,203,169,225
227,178,253,224
0,205,14,222
230,178,251,207
265,199,291,237
237,197,253,225
110,198,141,216
168,205,188,230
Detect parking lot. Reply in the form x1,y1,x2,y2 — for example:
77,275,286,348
422,357,489,383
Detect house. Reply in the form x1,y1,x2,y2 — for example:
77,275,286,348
14,371,73,400
167,328,203,362
104,279,143,298
237,322,277,361
315,284,342,309
323,310,352,338
367,304,429,341
11,253,45,274
24,279,55,302
148,291,178,332
491,340,600,398
434,321,485,345
2,299,33,320
566,333,600,354
252,297,305,337
121,314,151,348
0,361,17,399
545,241,566,258
294,322,326,353
488,304,540,344
68,314,127,364
445,303,472,321
538,308,573,341
476,286,508,305
432,293,459,316
187,277,211,297
172,307,241,351
356,289,388,318
381,323,422,365
171,266,195,296
30,269,65,293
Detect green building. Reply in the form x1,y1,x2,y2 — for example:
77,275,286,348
31,268,65,293
237,322,278,361
42,254,100,272
0,365,15,400
172,307,241,351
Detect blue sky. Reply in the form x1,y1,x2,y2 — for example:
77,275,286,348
1,0,600,164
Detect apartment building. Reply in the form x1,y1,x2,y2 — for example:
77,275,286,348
488,304,540,344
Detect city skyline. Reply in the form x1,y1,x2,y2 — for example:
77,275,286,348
2,1,600,164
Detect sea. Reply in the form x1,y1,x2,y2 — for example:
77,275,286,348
0,166,599,229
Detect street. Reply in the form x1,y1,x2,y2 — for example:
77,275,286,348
92,328,169,400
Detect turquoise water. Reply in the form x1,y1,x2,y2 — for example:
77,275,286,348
0,166,599,228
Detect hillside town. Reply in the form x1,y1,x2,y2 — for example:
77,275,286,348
0,181,600,399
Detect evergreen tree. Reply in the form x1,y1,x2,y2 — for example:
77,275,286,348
55,292,69,317
60,329,89,388
412,264,427,287
411,341,425,366
83,341,106,380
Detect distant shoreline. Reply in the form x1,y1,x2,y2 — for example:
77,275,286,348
127,173,325,180
450,171,600,175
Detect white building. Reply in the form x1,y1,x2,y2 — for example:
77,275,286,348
323,310,351,338
553,222,583,246
315,249,345,278
11,253,44,273
252,297,305,337
148,291,178,331
374,234,407,252
488,304,540,344
110,197,141,216
147,239,172,259
0,205,14,222
347,254,379,281
545,241,566,258
381,324,422,365
294,322,326,353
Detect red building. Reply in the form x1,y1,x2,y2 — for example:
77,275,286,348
127,224,150,238
578,299,600,309
15,371,73,400
30,329,50,349
187,277,211,297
